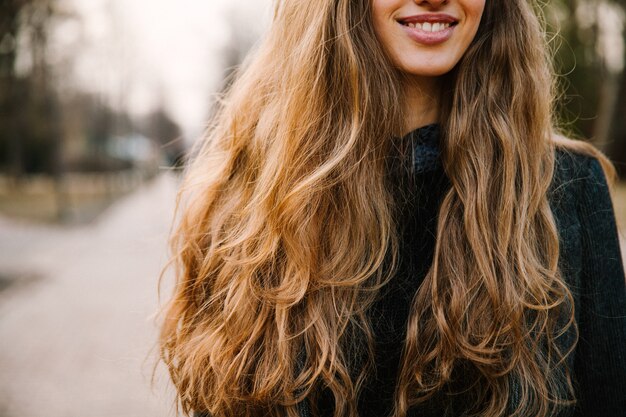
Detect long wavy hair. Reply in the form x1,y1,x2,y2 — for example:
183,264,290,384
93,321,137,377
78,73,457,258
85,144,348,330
158,1,616,416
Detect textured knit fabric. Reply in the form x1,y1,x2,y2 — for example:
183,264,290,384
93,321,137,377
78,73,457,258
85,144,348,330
192,124,626,417
410,123,442,174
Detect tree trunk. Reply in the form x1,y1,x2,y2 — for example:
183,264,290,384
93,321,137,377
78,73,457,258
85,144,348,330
0,0,27,181
606,69,626,177
594,68,623,153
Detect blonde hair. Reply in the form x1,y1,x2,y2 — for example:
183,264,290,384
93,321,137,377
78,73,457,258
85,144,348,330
158,1,616,416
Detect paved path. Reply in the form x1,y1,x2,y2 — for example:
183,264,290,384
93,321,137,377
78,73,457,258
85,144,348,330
0,174,179,417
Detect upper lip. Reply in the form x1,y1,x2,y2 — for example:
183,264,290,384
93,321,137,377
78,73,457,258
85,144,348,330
397,13,458,24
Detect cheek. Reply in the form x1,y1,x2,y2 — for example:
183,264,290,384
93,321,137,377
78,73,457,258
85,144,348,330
371,0,401,14
371,0,403,56
465,0,486,25
371,0,390,33
371,0,404,32
459,0,486,54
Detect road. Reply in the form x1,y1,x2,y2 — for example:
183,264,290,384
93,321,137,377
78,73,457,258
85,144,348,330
0,174,178,417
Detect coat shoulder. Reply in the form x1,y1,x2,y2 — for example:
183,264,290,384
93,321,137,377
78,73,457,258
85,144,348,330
552,147,598,194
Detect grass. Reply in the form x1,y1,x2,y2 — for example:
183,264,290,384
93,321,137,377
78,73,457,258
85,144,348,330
0,171,151,225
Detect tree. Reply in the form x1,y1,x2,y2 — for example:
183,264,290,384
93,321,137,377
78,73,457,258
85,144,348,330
139,106,185,168
547,0,626,174
0,0,28,178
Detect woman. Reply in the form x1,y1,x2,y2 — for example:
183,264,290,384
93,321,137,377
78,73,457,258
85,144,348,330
158,0,626,416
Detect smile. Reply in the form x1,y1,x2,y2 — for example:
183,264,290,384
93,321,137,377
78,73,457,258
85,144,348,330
396,13,459,45
401,22,452,32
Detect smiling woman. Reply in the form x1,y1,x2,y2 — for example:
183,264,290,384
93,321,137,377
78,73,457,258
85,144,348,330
371,0,486,140
372,0,484,76
158,0,626,417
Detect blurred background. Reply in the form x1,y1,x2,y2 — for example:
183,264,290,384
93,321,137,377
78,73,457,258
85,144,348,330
0,1,625,416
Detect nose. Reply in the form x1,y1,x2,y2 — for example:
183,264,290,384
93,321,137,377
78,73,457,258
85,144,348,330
414,0,449,6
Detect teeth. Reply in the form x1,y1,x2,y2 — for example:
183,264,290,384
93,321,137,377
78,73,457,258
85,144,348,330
404,21,451,32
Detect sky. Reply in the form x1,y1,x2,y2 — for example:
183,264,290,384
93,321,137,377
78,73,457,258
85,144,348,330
51,0,272,142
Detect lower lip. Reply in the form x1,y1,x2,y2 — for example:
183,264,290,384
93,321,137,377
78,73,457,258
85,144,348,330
399,23,455,46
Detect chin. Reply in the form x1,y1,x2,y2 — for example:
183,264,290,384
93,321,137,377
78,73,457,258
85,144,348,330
400,65,454,78
395,57,458,78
